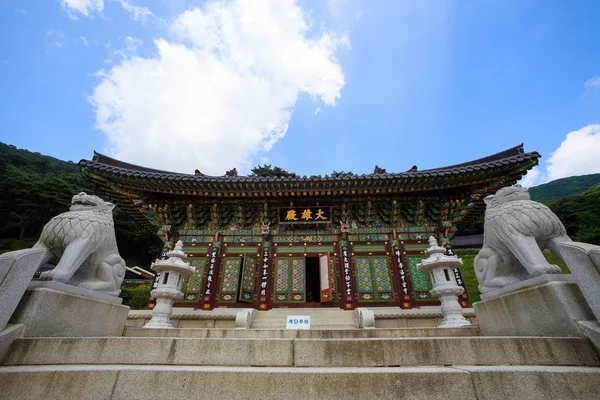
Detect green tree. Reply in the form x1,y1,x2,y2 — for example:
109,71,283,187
574,211,600,245
551,186,600,244
331,170,355,177
0,142,162,269
249,164,297,178
529,173,600,203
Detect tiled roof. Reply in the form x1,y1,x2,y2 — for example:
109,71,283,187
81,144,539,185
80,144,539,237
90,151,195,175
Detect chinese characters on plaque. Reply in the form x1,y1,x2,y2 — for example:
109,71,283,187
453,268,465,288
279,207,331,223
341,246,352,300
394,245,409,295
203,247,218,301
260,247,270,301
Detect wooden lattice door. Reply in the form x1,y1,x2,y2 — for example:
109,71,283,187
238,254,257,303
354,256,395,302
273,257,305,303
217,256,241,303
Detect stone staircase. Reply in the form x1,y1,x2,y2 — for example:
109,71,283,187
121,325,481,338
250,307,358,329
1,325,600,399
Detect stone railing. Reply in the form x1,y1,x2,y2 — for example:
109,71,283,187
127,309,237,329
372,308,476,328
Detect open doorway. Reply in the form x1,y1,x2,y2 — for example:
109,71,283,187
305,256,320,303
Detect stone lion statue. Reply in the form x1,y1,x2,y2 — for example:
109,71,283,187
474,185,571,294
32,192,126,295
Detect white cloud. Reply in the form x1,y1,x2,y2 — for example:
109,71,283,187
547,124,600,180
103,36,142,64
60,0,103,19
119,36,141,55
117,0,153,22
584,76,600,89
328,0,346,13
518,166,540,188
90,0,348,175
81,36,89,47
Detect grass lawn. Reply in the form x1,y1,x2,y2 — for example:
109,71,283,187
454,248,570,307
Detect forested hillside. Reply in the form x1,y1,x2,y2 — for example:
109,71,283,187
528,174,600,244
550,185,600,245
529,173,600,203
462,175,600,240
0,143,162,268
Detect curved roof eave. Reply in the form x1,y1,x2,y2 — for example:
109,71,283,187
81,144,540,185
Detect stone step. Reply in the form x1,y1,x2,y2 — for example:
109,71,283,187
251,318,356,324
123,326,481,338
254,308,353,313
253,312,356,316
251,318,357,323
252,308,357,318
251,310,357,329
251,322,358,329
252,318,356,323
252,315,357,322
4,336,597,368
1,364,599,400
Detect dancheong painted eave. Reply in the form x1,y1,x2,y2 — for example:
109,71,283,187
79,144,540,196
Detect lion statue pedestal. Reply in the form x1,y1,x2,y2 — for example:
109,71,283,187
473,185,598,338
1,192,130,337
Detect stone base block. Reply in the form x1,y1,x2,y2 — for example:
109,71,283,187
558,241,600,321
480,274,575,300
0,324,24,362
578,320,600,353
10,287,129,337
474,278,595,336
28,280,123,304
0,248,48,330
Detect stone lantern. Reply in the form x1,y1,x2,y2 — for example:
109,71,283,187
417,236,472,328
144,240,195,329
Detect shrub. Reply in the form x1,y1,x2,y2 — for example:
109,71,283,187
120,283,152,310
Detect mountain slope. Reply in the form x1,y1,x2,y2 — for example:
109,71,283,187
529,173,600,203
550,185,600,245
0,143,88,240
0,142,162,268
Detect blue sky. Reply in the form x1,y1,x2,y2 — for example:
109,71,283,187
1,0,599,186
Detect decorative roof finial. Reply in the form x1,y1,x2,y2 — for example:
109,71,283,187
166,240,186,259
428,236,438,247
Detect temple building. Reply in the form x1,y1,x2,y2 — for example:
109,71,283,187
80,144,539,310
